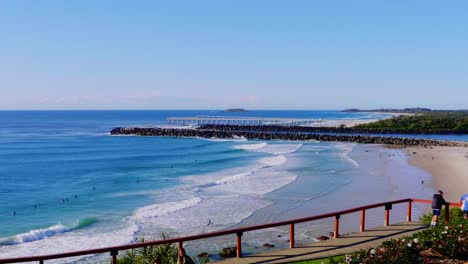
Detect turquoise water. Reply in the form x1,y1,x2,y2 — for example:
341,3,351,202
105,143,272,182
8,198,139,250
0,110,448,259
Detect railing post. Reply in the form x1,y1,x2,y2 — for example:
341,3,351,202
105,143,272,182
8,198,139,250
236,232,243,258
360,209,365,232
444,203,450,224
289,223,295,248
384,203,392,226
407,201,412,222
334,215,340,239
178,241,183,252
39,260,44,264
110,250,118,264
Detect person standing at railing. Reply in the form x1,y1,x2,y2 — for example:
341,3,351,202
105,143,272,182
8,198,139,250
431,190,446,227
460,193,468,220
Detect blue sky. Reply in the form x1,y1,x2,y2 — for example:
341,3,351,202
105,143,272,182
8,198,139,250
1,1,467,110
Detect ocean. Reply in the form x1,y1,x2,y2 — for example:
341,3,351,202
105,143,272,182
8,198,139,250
0,110,457,262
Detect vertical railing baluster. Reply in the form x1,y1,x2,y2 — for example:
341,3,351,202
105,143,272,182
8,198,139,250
384,203,392,226
334,215,340,238
289,223,295,248
236,232,243,258
407,201,412,222
110,250,118,264
360,209,366,232
178,241,183,252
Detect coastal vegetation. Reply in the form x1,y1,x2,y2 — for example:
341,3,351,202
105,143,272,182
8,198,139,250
115,233,209,264
342,108,433,113
116,235,177,264
354,112,468,133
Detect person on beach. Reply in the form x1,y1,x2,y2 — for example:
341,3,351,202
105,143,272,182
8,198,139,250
177,247,195,264
431,190,446,227
460,193,468,219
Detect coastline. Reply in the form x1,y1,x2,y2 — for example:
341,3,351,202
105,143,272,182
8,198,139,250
404,146,468,202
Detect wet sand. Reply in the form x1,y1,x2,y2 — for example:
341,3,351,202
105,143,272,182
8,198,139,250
405,146,468,202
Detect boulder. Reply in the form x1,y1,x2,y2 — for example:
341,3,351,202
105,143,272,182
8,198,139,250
316,236,330,241
219,247,237,258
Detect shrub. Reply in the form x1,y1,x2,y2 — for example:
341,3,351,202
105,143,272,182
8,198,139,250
344,208,467,263
116,233,177,264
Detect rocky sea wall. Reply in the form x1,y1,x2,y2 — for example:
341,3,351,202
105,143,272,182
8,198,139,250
110,127,466,147
198,124,468,135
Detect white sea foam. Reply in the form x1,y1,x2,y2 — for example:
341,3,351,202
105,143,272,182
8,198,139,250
213,170,256,185
259,155,288,166
0,222,138,262
201,137,247,142
336,144,359,168
233,142,268,150
255,143,303,155
134,196,272,236
234,142,303,155
205,169,297,195
132,197,201,220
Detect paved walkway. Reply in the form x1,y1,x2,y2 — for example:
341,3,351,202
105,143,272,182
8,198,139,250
214,222,426,264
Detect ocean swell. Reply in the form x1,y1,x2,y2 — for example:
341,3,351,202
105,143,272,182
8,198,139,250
0,217,98,246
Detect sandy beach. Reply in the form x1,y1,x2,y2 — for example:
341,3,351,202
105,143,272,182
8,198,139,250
405,146,468,202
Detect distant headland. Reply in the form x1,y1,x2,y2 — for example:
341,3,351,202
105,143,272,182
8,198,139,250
342,108,468,114
342,108,432,113
224,108,248,113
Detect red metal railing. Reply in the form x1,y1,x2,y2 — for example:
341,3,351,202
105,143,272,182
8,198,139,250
0,198,460,264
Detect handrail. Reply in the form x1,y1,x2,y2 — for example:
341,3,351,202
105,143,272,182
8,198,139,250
411,198,460,207
0,198,460,263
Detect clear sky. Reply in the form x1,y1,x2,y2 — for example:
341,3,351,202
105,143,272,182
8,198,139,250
1,1,467,110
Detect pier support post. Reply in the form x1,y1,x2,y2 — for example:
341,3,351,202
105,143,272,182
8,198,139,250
236,232,243,258
289,224,295,248
334,215,340,238
360,209,366,232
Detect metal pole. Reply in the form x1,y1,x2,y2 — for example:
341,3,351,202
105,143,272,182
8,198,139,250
360,209,365,232
289,224,295,248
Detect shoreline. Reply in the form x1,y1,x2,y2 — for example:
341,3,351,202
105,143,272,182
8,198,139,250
404,146,468,202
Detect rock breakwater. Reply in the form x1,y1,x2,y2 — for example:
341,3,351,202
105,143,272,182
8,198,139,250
199,124,468,135
110,127,465,147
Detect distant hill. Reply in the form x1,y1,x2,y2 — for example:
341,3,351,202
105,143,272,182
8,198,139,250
224,108,248,112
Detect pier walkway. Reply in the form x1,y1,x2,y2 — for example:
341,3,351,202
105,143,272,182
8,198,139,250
214,222,426,264
167,116,323,126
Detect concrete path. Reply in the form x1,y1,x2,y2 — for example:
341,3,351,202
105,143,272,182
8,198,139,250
214,222,426,264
